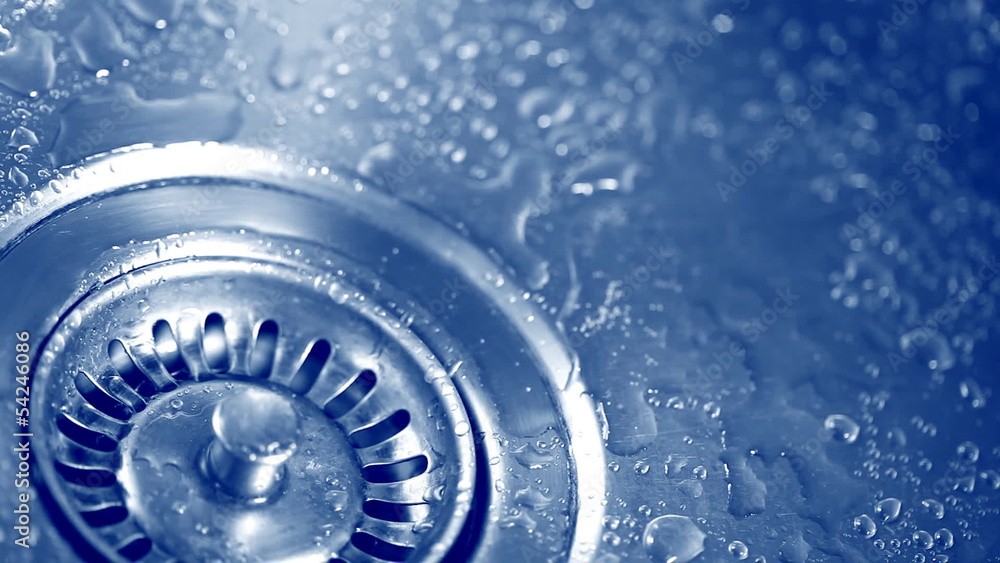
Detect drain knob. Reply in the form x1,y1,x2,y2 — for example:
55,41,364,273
205,388,301,499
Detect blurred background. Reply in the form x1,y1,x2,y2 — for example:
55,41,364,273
0,0,998,561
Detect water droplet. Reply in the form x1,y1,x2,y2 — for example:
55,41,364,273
729,540,749,559
0,23,11,52
51,84,243,164
913,530,934,550
956,441,979,464
854,514,877,538
269,46,304,91
959,378,987,408
9,166,28,188
824,414,860,444
70,4,138,71
874,498,901,523
934,528,954,550
921,498,945,519
7,126,38,148
0,27,56,94
642,515,706,563
981,469,1000,490
712,13,735,33
196,0,246,29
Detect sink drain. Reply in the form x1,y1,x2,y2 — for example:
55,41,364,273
0,144,606,561
35,251,474,561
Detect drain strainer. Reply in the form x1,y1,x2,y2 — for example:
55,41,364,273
35,247,474,561
0,144,605,561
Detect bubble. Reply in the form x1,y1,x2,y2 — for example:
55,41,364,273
642,515,706,563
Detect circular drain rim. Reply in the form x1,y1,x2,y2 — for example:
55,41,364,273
0,143,607,561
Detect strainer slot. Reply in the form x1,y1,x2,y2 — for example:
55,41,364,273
349,409,410,448
54,461,117,488
152,319,187,376
108,340,157,397
363,500,430,523
203,312,230,373
117,537,152,561
56,413,118,452
80,505,128,527
289,338,332,394
248,319,279,378
351,531,414,561
361,455,429,484
74,370,132,421
323,369,377,418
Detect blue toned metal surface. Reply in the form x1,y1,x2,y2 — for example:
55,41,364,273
0,0,998,561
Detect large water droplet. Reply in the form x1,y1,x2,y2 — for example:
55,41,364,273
9,166,29,188
853,514,876,538
642,515,706,563
824,414,860,444
69,4,138,71
728,540,749,559
934,528,954,549
0,26,56,95
7,126,39,148
913,530,934,549
921,498,945,519
874,498,901,523
52,84,243,164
